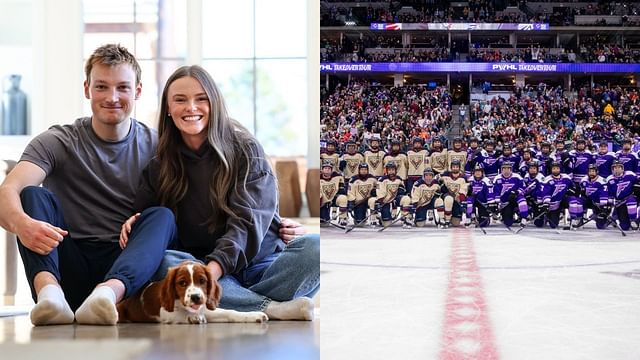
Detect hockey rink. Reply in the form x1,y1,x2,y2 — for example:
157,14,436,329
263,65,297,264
321,223,640,360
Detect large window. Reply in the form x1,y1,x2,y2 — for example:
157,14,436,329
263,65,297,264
83,0,309,156
202,0,308,156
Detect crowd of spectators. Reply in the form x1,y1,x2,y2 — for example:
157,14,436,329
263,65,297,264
580,42,640,63
321,0,640,27
466,83,640,148
320,81,452,151
320,78,640,154
466,46,570,63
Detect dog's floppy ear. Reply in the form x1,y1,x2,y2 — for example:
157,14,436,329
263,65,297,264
205,267,221,310
160,266,178,312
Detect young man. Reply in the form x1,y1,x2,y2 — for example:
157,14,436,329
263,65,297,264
0,44,166,326
0,44,306,326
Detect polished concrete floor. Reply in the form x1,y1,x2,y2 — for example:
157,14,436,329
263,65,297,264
322,222,640,360
0,314,319,360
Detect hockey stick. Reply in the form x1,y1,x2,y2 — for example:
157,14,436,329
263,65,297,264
465,201,489,234
605,213,627,237
345,207,382,233
560,200,626,230
515,209,549,234
469,213,487,235
377,214,406,232
320,219,346,230
602,198,632,237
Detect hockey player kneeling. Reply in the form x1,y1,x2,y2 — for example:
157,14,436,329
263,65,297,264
436,159,468,228
569,163,608,229
604,160,638,231
320,160,348,226
522,160,549,228
410,167,441,227
374,162,411,228
466,164,494,227
347,163,378,225
542,161,574,229
493,161,529,227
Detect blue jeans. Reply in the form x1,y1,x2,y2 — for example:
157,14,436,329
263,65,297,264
151,233,320,312
17,186,175,310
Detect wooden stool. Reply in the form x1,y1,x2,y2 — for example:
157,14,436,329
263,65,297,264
306,169,320,217
275,160,302,218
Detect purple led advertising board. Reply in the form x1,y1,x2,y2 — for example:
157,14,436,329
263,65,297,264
369,23,549,31
320,62,640,73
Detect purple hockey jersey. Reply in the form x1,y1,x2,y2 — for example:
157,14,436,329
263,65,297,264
593,151,615,178
605,171,637,201
542,174,574,209
493,173,525,204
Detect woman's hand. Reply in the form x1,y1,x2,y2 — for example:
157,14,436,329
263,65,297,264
119,213,141,249
279,218,307,244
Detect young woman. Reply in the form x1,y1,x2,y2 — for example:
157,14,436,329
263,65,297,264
120,65,319,320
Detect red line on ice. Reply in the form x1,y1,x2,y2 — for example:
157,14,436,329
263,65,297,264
440,228,498,360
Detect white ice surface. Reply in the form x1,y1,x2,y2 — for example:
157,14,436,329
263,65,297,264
321,224,640,360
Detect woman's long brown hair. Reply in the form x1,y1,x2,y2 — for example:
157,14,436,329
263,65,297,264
156,65,259,231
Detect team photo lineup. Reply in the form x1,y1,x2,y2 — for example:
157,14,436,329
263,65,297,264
320,81,640,234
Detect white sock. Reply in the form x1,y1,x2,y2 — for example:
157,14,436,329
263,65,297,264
265,297,315,321
74,286,118,325
30,284,74,326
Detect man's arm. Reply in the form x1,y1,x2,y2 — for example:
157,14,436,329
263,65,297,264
0,161,66,254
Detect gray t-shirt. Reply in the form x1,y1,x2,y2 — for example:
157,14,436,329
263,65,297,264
20,117,157,242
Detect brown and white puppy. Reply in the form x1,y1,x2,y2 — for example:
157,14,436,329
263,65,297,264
117,261,268,324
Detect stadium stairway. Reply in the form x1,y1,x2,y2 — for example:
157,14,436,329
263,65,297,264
447,105,468,144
